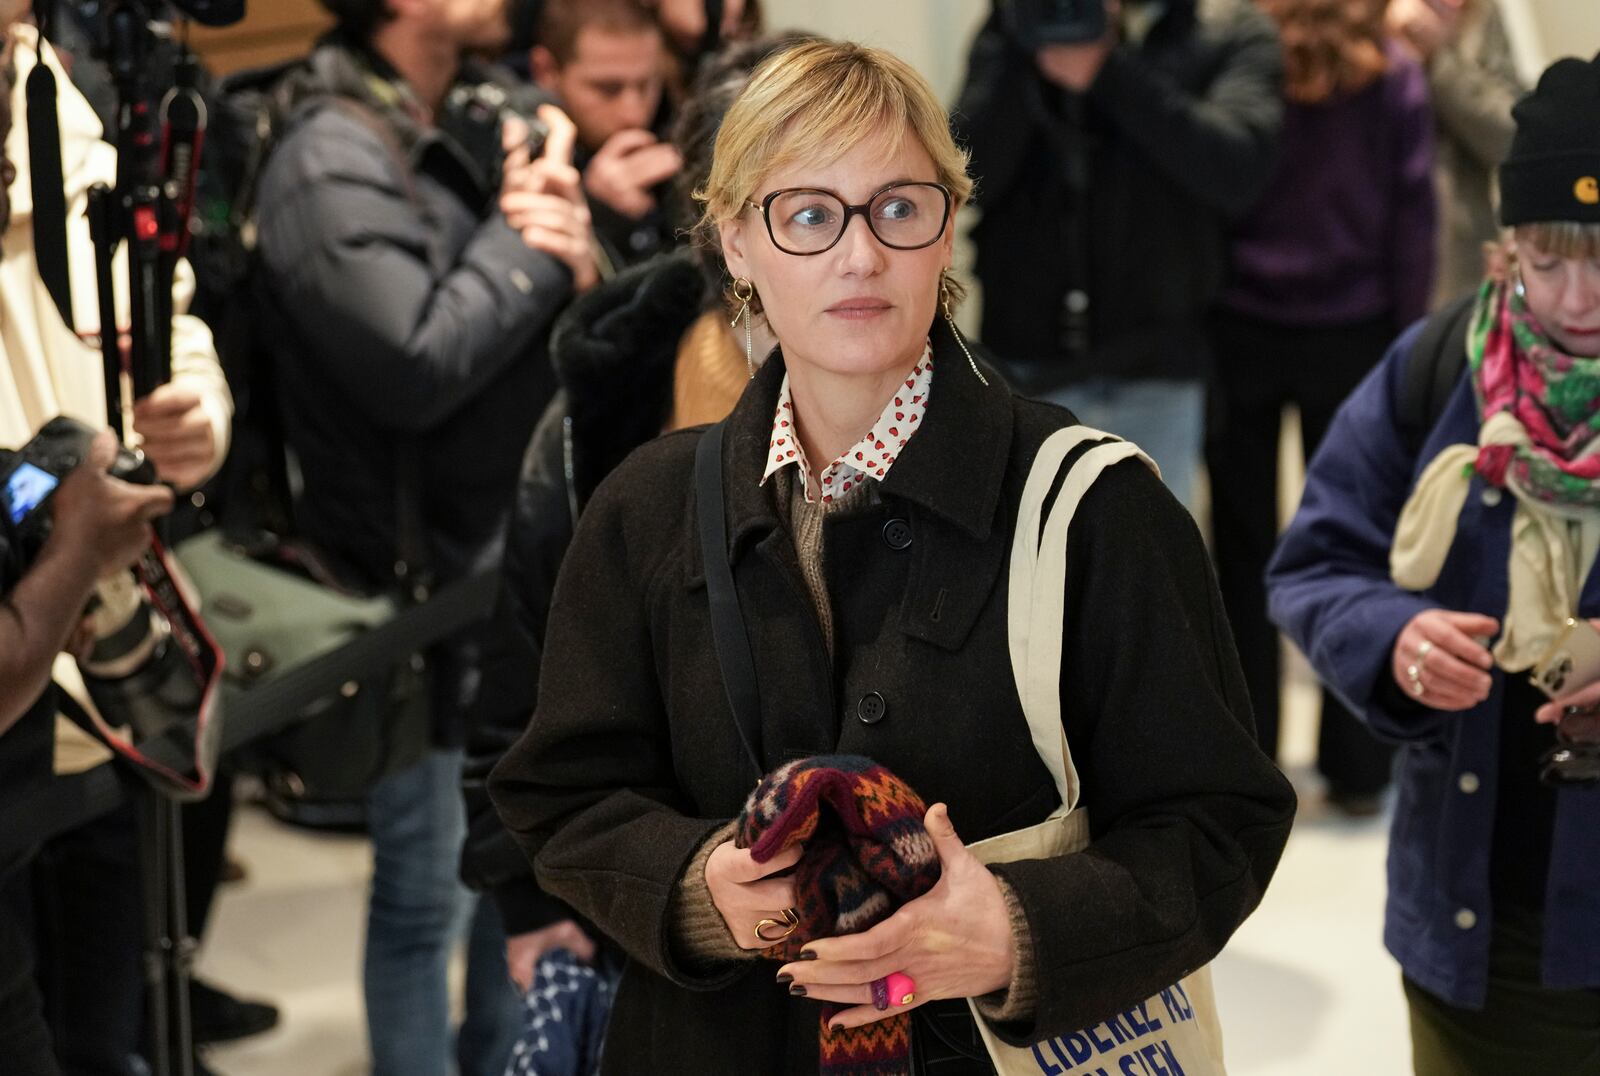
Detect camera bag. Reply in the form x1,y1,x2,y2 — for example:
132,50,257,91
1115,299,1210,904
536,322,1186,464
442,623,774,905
174,529,426,828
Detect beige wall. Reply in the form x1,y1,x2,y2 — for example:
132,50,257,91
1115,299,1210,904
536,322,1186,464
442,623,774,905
1501,0,1598,81
761,0,990,103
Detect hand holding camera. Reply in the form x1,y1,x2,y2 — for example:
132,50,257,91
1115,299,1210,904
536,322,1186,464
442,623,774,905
1023,0,1120,92
47,429,173,580
501,105,600,293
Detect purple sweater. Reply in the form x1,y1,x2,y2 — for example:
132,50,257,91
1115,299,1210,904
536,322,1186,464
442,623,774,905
1221,45,1437,329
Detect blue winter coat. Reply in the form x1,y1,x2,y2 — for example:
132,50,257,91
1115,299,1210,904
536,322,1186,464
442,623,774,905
1266,320,1600,1009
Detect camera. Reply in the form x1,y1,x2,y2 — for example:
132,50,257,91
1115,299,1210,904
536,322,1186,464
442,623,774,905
1,418,215,766
441,82,551,196
999,0,1109,48
2,416,156,566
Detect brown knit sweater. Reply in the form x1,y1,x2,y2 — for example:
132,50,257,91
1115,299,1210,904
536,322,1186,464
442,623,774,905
667,464,1038,1022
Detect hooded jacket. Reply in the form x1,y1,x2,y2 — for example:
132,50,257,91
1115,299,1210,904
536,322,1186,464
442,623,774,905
254,36,574,741
955,0,1283,390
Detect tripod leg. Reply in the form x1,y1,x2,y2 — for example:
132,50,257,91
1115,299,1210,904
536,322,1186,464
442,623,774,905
137,789,172,1076
167,798,195,1076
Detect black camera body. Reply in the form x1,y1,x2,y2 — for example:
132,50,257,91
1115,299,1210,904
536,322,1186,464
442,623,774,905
2,416,157,567
441,82,551,199
999,0,1110,48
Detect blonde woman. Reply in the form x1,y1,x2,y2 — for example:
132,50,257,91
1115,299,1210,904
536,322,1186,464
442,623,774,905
492,39,1293,1073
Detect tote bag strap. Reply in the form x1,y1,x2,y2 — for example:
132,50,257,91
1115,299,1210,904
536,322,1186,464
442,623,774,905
1008,427,1158,816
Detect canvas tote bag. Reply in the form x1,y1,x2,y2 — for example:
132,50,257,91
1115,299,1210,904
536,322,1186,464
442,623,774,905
963,426,1228,1076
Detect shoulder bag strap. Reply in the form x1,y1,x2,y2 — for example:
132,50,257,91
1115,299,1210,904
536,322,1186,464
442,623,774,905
1008,426,1157,816
694,422,763,779
27,45,74,331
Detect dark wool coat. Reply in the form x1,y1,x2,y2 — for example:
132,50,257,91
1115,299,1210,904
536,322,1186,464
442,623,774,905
489,320,1296,1073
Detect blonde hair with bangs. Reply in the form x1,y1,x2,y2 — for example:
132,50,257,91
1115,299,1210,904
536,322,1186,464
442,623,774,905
694,39,972,304
1515,221,1600,261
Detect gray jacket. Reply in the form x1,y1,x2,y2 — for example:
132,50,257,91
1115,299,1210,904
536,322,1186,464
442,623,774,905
1426,0,1521,304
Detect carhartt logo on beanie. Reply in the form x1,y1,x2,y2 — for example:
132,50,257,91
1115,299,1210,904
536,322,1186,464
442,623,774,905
1500,51,1600,225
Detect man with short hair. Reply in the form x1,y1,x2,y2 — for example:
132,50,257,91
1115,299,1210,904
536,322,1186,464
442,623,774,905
533,0,681,272
256,0,591,1071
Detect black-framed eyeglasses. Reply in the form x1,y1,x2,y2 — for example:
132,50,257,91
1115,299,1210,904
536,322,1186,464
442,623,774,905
746,181,952,256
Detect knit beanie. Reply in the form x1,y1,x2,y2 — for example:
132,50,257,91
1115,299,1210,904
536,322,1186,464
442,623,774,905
1500,51,1600,226
737,755,941,1076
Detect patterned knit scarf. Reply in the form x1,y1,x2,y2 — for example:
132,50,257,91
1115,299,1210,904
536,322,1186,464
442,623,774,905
736,755,940,1076
1392,279,1600,669
1469,278,1600,505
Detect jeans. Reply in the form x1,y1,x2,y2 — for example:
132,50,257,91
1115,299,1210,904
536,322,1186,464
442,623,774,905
1038,378,1205,514
31,803,144,1076
364,748,520,1076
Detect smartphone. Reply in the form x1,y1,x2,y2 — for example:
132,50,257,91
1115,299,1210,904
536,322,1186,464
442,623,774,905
1530,617,1600,698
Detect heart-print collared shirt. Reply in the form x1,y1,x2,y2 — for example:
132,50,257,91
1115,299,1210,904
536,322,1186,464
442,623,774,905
760,341,933,505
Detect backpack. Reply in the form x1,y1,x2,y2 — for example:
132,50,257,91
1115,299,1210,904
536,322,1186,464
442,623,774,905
183,57,309,539
1396,293,1476,459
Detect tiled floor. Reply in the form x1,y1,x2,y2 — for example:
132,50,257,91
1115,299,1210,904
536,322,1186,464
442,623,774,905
201,664,1412,1075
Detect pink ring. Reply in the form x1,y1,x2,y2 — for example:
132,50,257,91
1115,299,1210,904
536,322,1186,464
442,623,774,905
884,971,916,1007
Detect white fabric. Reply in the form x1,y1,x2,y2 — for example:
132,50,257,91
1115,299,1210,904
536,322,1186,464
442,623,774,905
1390,410,1600,671
0,26,233,772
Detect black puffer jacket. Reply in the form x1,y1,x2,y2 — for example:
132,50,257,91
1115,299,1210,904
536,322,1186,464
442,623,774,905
460,253,710,931
256,36,569,599
955,0,1283,390
255,38,573,741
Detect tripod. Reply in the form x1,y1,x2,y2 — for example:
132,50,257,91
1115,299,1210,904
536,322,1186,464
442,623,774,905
27,5,218,1074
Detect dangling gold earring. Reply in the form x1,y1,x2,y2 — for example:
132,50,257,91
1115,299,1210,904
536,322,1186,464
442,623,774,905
941,270,988,387
730,277,756,379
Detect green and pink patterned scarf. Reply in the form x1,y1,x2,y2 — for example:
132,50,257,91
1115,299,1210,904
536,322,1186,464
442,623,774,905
1393,278,1600,670
1469,278,1600,507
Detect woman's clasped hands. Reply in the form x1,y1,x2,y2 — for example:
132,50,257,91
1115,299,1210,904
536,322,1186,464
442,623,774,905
757,803,1017,1031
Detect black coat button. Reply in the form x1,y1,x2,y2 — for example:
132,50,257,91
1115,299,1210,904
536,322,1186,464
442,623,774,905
882,518,913,551
857,692,887,725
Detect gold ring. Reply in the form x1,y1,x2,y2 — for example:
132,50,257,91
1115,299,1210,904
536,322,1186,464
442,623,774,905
755,908,800,943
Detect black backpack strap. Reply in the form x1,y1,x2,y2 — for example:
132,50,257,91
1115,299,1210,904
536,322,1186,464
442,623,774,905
694,422,763,779
27,50,74,331
1398,293,1476,457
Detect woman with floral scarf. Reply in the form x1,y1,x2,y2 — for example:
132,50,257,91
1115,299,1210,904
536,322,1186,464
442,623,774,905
1267,51,1600,1073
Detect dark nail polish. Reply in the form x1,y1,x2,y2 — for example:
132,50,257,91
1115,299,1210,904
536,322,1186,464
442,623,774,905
789,985,807,997
800,950,818,961
776,973,793,986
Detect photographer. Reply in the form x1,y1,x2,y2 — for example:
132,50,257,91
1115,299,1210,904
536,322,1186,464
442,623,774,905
254,0,592,1070
0,432,173,1076
0,16,234,1074
530,0,680,273
954,0,1283,511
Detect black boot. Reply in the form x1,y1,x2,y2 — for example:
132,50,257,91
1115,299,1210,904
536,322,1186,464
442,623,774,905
189,978,279,1046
